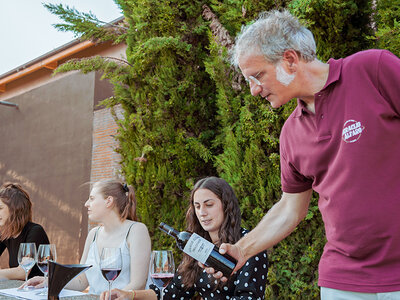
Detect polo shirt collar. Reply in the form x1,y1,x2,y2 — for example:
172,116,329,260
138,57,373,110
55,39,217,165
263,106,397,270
294,57,343,117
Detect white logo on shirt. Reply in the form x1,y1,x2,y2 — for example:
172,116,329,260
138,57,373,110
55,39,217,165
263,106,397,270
342,120,365,143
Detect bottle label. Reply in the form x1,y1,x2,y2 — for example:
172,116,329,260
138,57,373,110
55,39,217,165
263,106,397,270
182,233,213,264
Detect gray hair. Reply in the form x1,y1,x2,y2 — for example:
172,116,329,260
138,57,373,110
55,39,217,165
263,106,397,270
230,9,316,67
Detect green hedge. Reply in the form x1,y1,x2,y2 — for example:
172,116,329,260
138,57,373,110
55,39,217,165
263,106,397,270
47,0,399,298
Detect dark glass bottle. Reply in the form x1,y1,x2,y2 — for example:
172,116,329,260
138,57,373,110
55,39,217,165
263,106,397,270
159,222,237,277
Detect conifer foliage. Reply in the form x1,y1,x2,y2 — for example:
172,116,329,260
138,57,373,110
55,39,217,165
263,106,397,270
46,0,396,298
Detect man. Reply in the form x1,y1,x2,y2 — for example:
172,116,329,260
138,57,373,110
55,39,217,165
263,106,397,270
209,9,400,299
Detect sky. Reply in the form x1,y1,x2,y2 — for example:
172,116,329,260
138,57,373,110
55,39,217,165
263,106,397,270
0,0,123,76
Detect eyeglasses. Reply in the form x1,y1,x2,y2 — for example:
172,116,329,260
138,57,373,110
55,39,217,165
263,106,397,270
245,72,262,87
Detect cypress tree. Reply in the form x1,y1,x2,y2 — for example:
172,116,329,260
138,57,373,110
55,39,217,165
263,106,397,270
45,0,221,252
46,0,395,298
373,0,400,56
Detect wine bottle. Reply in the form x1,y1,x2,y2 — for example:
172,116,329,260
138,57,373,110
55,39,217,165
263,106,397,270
159,222,237,277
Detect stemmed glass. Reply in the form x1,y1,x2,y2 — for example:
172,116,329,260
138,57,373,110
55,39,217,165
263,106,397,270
100,247,122,300
150,250,175,300
17,242,37,292
36,244,57,296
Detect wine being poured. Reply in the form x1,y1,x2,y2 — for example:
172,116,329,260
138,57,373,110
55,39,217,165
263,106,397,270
158,222,237,277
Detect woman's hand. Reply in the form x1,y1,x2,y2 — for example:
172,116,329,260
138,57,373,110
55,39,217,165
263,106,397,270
100,288,133,300
18,276,46,289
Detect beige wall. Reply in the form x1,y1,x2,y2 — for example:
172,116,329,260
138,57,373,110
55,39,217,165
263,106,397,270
0,72,96,265
0,40,126,268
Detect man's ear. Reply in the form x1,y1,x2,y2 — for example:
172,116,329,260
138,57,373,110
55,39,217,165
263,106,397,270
282,49,299,73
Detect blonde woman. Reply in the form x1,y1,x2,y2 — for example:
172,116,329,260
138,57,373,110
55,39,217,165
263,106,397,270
24,179,151,294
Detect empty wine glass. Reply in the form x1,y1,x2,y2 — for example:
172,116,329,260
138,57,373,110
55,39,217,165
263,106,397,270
17,242,37,292
100,247,122,300
36,244,57,296
150,250,175,300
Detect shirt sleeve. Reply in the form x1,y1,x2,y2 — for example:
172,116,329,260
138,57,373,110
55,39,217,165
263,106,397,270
230,250,269,299
149,272,195,300
25,224,50,249
280,142,313,193
377,50,400,117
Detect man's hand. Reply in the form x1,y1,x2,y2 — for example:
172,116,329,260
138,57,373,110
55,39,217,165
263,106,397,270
100,288,133,300
18,276,45,289
199,243,247,282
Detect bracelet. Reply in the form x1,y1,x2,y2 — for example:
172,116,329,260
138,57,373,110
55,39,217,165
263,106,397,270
131,289,136,300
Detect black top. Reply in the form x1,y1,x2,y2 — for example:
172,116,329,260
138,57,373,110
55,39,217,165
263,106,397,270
150,228,269,300
0,222,50,278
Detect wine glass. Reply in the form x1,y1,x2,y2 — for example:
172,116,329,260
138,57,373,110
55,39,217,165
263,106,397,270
36,244,57,296
100,247,122,300
150,250,175,300
17,242,37,292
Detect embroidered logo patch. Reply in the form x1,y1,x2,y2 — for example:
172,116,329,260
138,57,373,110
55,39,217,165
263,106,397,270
342,120,365,143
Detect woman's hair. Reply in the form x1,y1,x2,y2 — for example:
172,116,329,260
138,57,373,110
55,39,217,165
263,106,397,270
0,183,32,240
230,9,316,67
179,177,241,287
95,179,137,221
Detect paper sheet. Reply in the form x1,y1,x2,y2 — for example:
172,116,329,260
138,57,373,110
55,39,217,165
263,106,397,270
0,287,89,299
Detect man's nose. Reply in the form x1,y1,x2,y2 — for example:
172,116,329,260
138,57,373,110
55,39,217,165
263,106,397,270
250,83,262,96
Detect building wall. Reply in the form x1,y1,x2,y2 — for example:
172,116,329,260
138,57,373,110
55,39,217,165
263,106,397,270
0,41,126,268
89,105,123,228
0,72,95,265
91,105,123,184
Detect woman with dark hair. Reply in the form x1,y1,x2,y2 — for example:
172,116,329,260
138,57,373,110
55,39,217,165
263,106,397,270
24,179,151,295
0,182,50,280
101,176,269,300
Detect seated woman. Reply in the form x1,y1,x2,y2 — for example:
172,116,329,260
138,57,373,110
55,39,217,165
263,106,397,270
24,179,152,294
101,176,269,300
0,182,50,280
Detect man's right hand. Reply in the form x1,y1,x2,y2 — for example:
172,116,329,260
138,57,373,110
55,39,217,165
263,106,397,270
201,242,247,282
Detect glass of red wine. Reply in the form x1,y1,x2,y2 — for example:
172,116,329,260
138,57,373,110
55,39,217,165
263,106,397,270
150,250,175,300
100,247,122,300
36,244,57,296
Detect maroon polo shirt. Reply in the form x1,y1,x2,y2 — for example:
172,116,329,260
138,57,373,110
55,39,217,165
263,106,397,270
280,49,400,292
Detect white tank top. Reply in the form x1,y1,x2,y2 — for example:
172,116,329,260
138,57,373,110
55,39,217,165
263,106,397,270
84,223,134,295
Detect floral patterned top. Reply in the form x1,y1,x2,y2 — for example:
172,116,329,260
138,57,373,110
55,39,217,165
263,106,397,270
150,228,268,300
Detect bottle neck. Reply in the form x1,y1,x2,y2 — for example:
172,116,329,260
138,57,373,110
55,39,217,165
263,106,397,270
159,223,179,238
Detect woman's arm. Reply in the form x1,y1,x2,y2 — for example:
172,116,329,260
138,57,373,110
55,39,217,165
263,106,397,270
123,222,151,290
101,272,195,300
0,265,27,280
63,227,97,291
101,288,157,300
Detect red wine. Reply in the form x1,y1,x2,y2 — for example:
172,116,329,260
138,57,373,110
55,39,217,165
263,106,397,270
151,273,174,288
159,222,237,277
37,262,48,274
101,268,121,282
